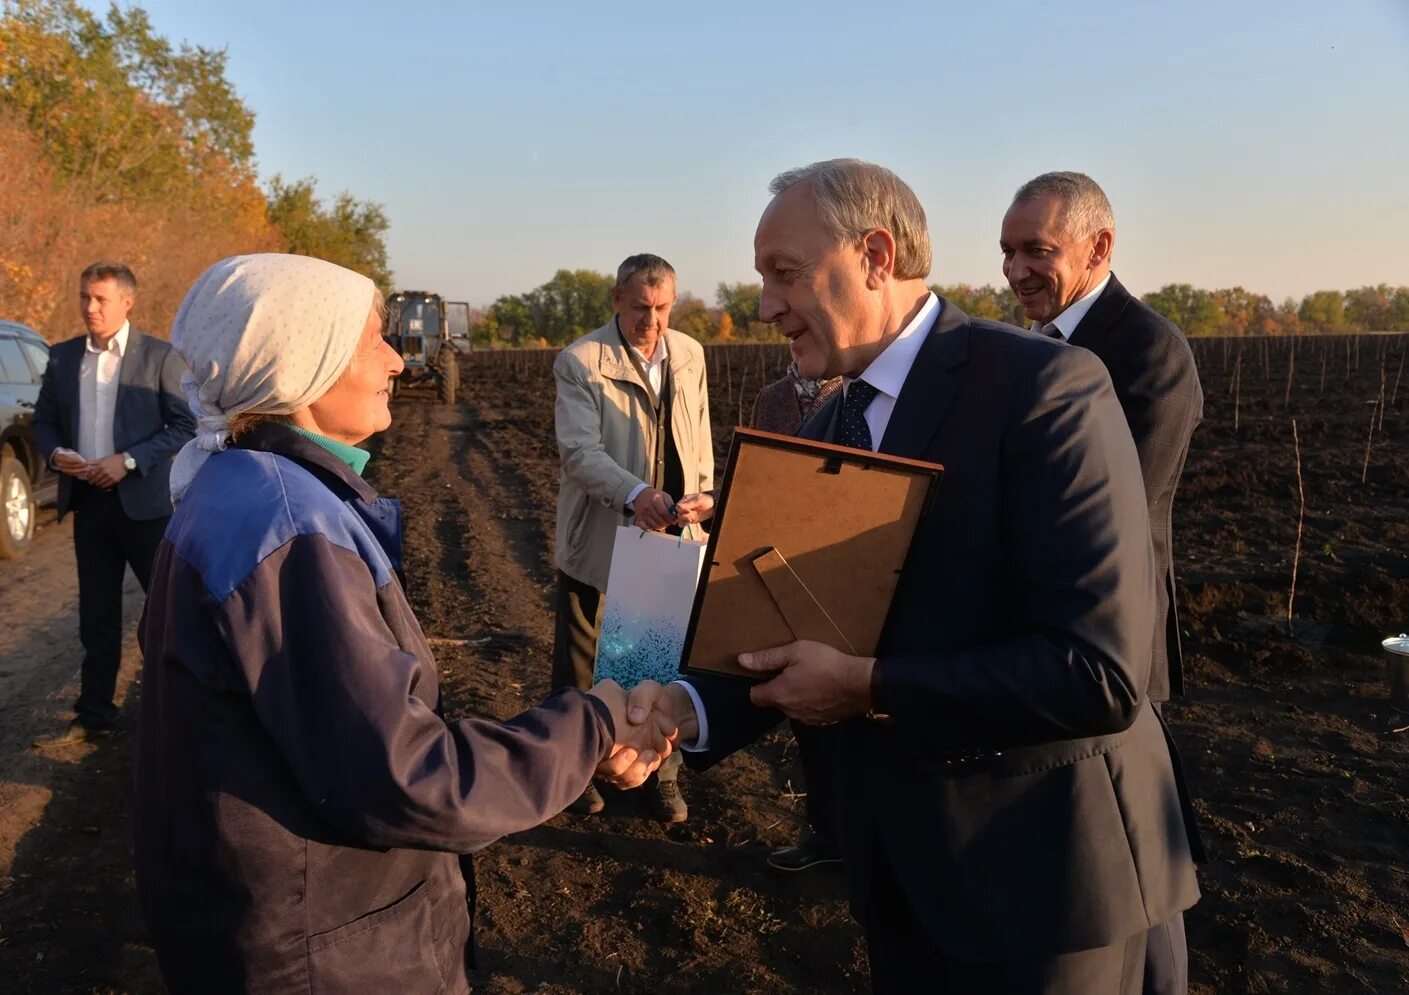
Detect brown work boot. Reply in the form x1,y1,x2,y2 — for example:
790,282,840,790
650,776,688,823
568,782,606,815
32,721,111,750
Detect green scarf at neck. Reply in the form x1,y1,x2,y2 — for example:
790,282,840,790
290,426,370,476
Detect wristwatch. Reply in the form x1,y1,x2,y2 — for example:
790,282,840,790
122,453,137,472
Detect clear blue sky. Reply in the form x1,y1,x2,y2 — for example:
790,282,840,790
100,0,1408,306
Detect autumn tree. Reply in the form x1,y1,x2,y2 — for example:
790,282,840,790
266,175,392,293
716,282,763,330
1142,284,1225,337
1298,290,1346,333
670,292,718,341
0,0,254,201
1343,285,1394,332
0,0,280,336
476,269,616,347
930,283,1023,326
1209,287,1278,336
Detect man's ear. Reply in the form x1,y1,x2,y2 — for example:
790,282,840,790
861,228,898,289
1090,228,1115,269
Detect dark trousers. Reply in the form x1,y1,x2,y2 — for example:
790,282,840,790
71,483,167,727
791,720,840,842
552,569,603,693
865,846,1157,995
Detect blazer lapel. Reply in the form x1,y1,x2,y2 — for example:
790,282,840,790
877,299,970,460
115,329,147,438
117,329,146,388
54,337,85,442
1066,275,1131,354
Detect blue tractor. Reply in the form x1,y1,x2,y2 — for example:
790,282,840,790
384,291,472,404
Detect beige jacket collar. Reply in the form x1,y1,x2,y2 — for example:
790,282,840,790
596,322,695,390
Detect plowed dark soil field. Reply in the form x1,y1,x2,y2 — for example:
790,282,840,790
1,334,1407,994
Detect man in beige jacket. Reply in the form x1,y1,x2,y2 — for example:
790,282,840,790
552,253,713,820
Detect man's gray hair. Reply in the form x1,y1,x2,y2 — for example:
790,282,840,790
1011,172,1115,238
615,254,676,290
768,159,932,280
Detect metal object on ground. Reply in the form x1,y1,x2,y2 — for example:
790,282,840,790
1381,634,1409,706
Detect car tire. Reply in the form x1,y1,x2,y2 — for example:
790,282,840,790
0,454,35,559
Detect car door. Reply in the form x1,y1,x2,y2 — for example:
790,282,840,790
0,331,51,492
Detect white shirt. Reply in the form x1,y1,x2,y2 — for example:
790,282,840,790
1034,274,1111,341
676,293,944,749
78,321,129,460
624,334,670,510
845,292,942,450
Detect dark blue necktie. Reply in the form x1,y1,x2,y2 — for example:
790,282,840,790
837,379,879,451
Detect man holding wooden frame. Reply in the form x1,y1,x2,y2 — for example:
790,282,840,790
626,160,1201,995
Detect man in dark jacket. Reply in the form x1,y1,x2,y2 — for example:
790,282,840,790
636,159,1200,994
32,261,195,746
1001,171,1204,995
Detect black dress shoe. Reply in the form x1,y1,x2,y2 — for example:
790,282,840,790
32,721,112,750
767,835,843,873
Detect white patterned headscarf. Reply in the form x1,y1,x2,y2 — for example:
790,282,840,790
168,253,376,502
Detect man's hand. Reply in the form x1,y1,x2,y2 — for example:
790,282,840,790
630,487,676,532
51,449,90,479
740,640,876,726
589,679,676,788
674,491,715,527
85,453,129,489
634,680,700,747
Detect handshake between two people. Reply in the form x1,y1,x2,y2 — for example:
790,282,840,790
585,679,695,789
585,640,880,788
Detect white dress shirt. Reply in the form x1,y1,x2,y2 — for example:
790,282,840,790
1034,273,1111,341
78,321,130,460
676,293,945,749
624,334,670,510
845,292,942,449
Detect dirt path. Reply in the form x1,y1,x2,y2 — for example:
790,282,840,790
0,510,158,992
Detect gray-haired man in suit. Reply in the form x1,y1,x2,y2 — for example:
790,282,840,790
1002,173,1205,995
633,159,1200,994
32,261,195,747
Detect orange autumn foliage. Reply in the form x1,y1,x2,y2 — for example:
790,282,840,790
0,108,279,342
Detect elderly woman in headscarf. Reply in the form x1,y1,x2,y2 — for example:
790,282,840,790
134,254,670,995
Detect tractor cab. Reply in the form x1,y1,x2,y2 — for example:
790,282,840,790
384,291,472,404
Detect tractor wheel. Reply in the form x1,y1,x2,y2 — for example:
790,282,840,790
436,348,459,405
0,454,35,560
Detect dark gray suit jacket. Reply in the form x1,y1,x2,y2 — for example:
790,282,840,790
33,329,196,521
1067,275,1203,701
686,301,1199,961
